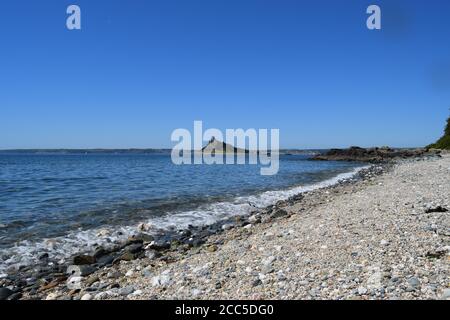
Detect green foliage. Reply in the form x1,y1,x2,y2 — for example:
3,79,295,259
445,117,450,136
428,117,450,150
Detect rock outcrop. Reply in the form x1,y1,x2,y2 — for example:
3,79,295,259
201,137,248,154
311,146,436,162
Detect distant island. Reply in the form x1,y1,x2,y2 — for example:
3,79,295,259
200,137,248,154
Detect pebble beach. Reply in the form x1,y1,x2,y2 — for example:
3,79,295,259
4,154,449,300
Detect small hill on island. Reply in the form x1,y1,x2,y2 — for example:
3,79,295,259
428,116,450,150
201,137,249,154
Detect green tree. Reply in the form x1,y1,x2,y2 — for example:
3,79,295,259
445,116,450,136
428,115,450,150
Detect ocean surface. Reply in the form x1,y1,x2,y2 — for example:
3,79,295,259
0,153,365,273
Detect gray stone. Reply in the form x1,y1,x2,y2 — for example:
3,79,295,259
441,288,450,299
357,287,368,295
407,277,420,289
106,271,123,279
119,286,135,296
145,249,161,260
262,256,276,267
222,223,234,231
67,265,96,277
81,293,92,300
151,273,171,287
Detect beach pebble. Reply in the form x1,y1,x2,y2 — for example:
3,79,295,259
206,245,217,252
107,271,123,279
119,286,135,296
144,250,161,260
131,289,143,296
191,289,202,297
407,277,420,289
151,273,171,287
357,287,368,295
67,265,96,277
125,270,134,277
45,292,60,300
222,224,234,231
248,215,261,224
441,289,450,300
262,256,276,267
67,276,83,289
94,291,109,300
81,293,92,300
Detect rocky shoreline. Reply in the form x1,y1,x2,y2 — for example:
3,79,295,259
1,154,449,300
311,146,442,162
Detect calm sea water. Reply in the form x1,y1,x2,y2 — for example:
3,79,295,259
0,153,363,272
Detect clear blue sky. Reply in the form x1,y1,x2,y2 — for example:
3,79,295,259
1,0,450,149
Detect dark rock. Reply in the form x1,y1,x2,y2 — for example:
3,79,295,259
311,146,428,162
289,194,304,202
426,250,446,259
170,239,182,249
85,276,100,287
251,279,262,287
7,292,22,300
148,240,171,251
84,287,98,292
179,230,192,237
72,255,96,265
93,248,109,259
0,287,13,300
425,206,448,213
124,243,143,254
38,253,49,260
275,200,286,207
191,239,205,247
96,254,115,267
113,252,135,264
130,233,154,244
69,288,80,296
271,209,288,219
